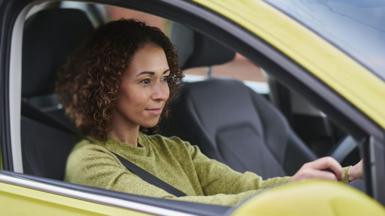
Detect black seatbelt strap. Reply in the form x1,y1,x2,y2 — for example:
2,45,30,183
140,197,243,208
112,153,186,197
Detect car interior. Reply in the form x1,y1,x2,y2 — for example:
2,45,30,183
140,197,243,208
19,1,364,203
159,30,317,176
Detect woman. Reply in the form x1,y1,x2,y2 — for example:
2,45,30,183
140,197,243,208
56,19,363,206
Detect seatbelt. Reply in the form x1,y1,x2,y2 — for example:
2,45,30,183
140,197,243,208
112,153,186,197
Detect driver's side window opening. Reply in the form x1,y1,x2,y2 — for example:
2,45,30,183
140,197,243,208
19,0,362,193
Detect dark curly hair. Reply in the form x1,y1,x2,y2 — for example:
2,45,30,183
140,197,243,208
56,19,182,141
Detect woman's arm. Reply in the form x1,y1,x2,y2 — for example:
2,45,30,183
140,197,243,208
184,142,291,195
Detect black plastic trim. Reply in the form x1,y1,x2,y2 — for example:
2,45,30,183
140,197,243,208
0,0,28,171
369,136,385,205
0,0,6,169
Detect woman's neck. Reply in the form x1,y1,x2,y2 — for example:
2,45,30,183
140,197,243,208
109,128,139,147
109,111,140,147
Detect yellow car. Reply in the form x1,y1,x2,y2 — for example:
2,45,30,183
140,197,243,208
1,0,385,215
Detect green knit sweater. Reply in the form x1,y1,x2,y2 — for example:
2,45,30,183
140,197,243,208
65,133,291,206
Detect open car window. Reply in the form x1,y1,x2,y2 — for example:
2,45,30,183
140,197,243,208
21,0,362,185
2,0,384,214
20,0,365,198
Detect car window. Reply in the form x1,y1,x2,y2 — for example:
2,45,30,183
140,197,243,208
20,0,359,176
15,0,367,208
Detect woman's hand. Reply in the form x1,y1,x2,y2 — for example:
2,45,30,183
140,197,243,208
291,157,343,181
348,160,363,181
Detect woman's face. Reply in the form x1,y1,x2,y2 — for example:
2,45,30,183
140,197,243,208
113,42,170,129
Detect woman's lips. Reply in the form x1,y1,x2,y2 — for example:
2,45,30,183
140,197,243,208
145,108,162,115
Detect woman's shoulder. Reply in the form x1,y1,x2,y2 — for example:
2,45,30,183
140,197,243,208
72,137,108,150
64,138,121,184
67,138,113,162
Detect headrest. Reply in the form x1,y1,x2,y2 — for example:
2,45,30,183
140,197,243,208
171,23,235,69
22,8,94,98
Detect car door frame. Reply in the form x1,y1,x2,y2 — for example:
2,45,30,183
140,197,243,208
1,0,384,210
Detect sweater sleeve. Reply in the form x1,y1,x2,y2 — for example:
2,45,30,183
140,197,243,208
182,141,291,195
65,141,289,206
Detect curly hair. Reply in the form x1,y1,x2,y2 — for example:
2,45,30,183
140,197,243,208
56,19,183,141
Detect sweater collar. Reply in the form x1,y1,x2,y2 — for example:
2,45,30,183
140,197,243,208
87,133,148,156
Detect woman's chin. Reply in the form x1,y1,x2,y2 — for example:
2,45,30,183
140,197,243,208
141,120,160,128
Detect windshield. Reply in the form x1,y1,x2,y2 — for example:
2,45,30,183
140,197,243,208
264,0,385,80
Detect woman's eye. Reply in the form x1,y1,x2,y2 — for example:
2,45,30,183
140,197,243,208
140,79,152,85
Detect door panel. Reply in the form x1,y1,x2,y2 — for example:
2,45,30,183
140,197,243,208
0,181,150,216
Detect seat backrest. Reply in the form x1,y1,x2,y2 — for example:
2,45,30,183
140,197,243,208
170,22,235,69
21,8,94,179
163,79,317,178
166,24,316,177
21,113,79,179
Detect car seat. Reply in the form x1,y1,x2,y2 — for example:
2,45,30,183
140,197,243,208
21,8,94,179
163,25,317,177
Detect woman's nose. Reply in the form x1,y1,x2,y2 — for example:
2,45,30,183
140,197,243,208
152,82,169,101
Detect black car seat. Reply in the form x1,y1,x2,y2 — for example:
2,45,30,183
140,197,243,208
163,25,317,178
170,23,235,69
21,8,94,179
